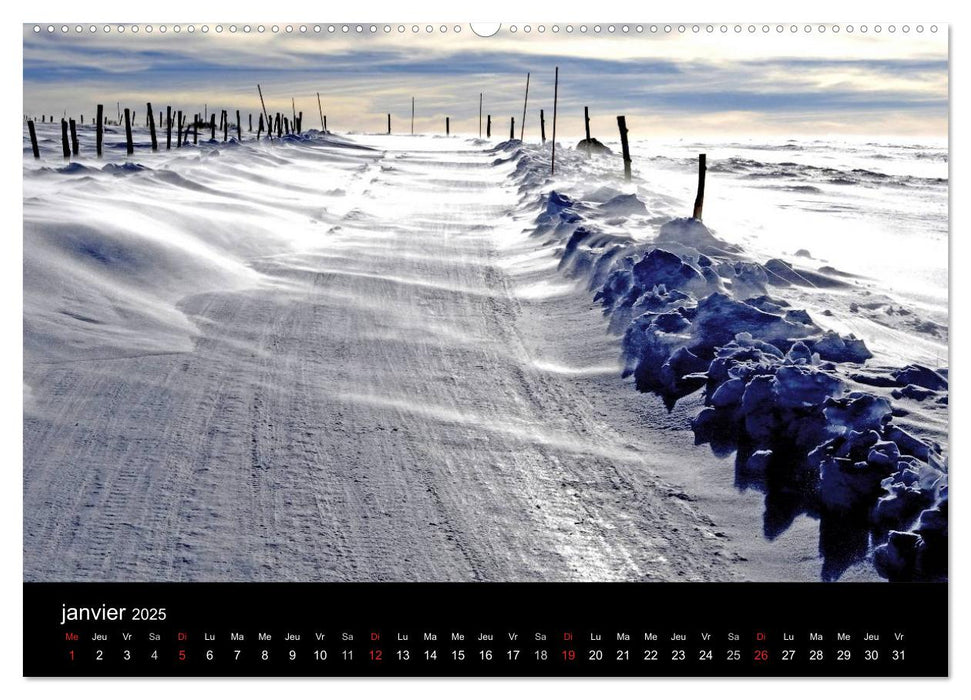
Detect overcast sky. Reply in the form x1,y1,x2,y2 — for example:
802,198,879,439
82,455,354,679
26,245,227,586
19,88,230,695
22,24,948,140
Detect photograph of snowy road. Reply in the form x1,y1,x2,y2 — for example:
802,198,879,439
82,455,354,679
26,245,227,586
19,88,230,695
23,24,948,584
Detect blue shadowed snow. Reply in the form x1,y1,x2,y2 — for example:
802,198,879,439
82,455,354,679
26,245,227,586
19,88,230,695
502,139,948,582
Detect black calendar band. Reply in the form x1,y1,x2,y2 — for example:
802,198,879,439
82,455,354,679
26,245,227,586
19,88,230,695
24,582,948,677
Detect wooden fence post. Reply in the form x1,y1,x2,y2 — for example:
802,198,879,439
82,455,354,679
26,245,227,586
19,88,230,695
487,115,491,138
617,116,632,181
223,110,228,142
520,72,530,140
147,103,158,151
257,84,272,140
298,112,303,133
97,104,104,156
237,110,242,141
124,109,133,155
193,120,198,145
552,66,559,174
177,110,183,147
584,106,591,142
60,119,70,158
317,92,324,131
284,117,290,135
165,106,171,149
446,117,450,136
277,113,282,138
540,109,546,144
692,154,707,220
258,113,264,140
388,113,391,135
27,120,39,158
210,114,216,140
510,117,514,140
69,118,79,156
324,115,327,131
249,114,253,132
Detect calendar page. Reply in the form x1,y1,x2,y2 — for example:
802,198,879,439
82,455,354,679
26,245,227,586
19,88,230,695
21,19,948,677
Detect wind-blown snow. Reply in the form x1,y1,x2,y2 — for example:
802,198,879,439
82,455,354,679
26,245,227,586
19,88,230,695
503,136,948,582
23,122,947,582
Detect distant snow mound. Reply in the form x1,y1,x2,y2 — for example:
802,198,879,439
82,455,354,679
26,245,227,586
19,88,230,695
656,217,741,257
600,193,647,216
576,138,612,155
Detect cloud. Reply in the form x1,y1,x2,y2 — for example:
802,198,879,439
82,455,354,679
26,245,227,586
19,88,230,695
22,25,948,138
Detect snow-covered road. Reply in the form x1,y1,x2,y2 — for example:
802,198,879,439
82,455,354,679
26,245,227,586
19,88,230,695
24,134,741,582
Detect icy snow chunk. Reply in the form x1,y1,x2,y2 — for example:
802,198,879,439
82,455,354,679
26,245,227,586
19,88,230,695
773,365,843,409
631,249,707,297
690,293,806,349
811,331,872,363
823,394,892,434
891,364,948,391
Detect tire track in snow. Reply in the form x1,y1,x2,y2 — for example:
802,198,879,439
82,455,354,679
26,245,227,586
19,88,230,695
24,136,736,582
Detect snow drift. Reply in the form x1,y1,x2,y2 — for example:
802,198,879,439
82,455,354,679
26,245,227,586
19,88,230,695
500,139,948,582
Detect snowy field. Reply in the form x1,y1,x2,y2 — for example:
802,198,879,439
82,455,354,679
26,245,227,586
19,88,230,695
23,122,947,583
